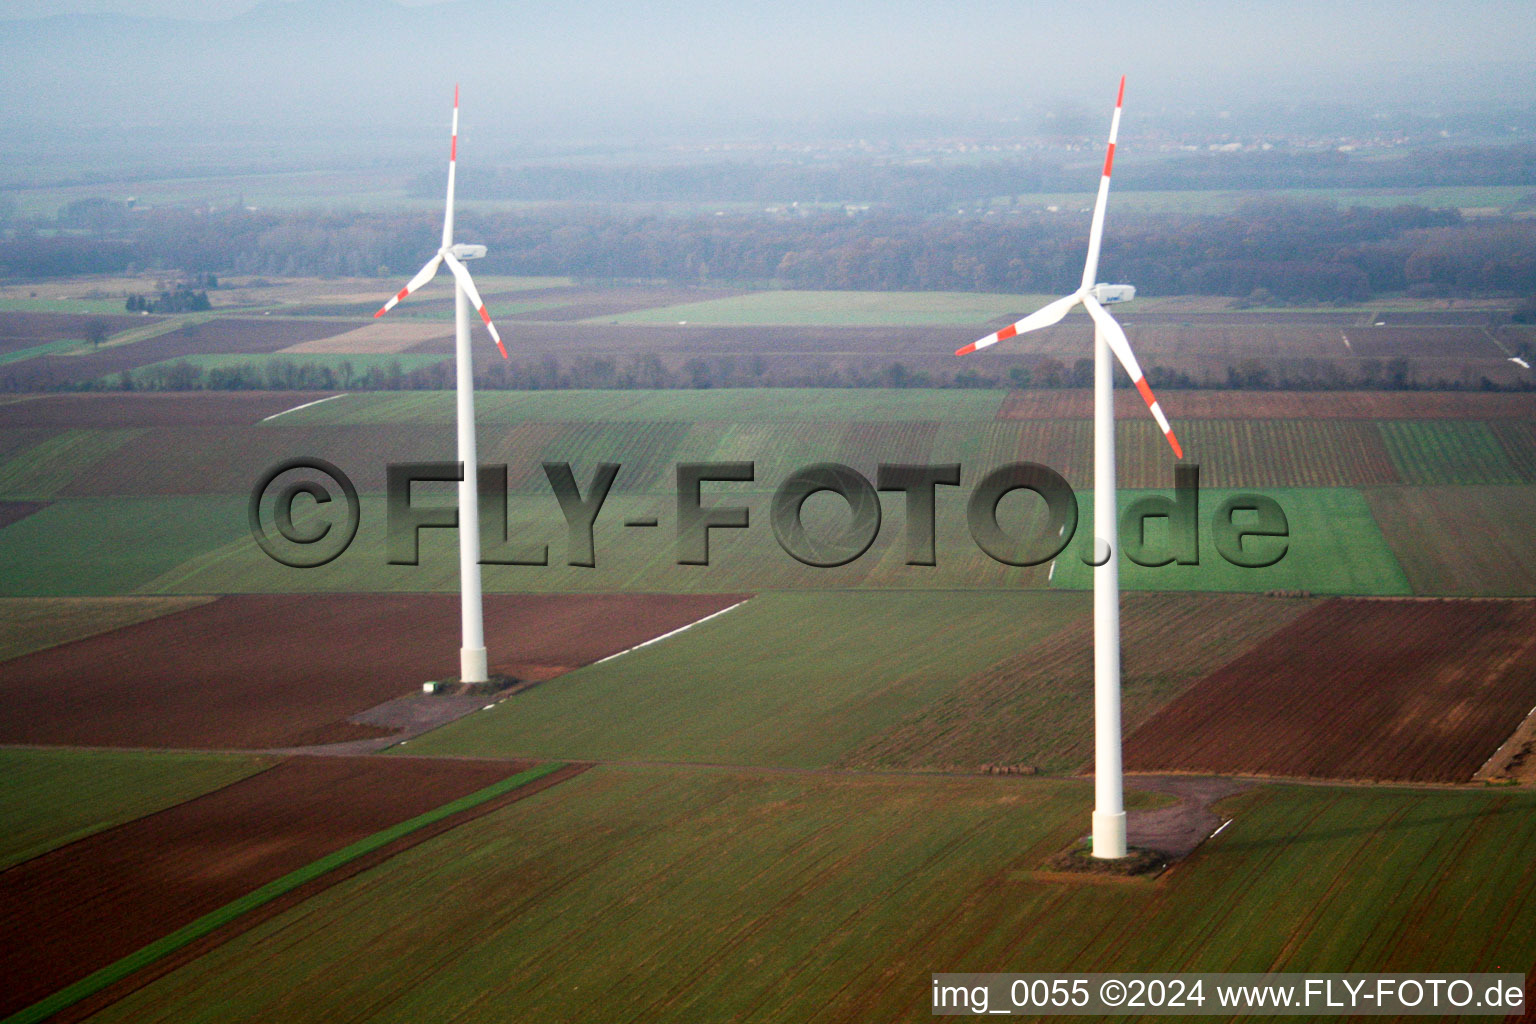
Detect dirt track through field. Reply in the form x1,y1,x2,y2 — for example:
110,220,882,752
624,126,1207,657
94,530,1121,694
0,592,748,750
0,756,538,1019
1126,775,1250,860
1124,598,1536,783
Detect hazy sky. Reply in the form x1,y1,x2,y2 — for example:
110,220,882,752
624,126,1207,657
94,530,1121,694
0,0,446,16
1,0,1534,165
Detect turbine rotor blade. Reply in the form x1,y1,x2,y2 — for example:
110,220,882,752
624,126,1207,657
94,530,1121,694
441,84,459,251
956,292,1081,355
375,254,443,318
1079,75,1125,292
1081,293,1181,458
443,250,508,359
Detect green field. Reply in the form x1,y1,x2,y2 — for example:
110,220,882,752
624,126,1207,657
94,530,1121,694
82,766,1536,1024
284,297,572,320
82,478,1408,599
1048,487,1412,596
405,590,1318,773
0,428,145,498
0,338,89,366
0,495,248,596
406,591,1083,766
0,298,127,314
277,388,1010,425
0,748,269,871
121,487,1054,596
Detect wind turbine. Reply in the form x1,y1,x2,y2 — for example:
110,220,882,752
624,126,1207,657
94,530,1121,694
956,76,1182,859
375,85,508,685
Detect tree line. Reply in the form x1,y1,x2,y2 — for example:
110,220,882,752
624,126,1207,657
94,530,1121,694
124,287,212,313
3,197,1534,303
76,352,1531,396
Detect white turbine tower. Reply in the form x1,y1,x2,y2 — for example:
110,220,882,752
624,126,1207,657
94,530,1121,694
957,76,1182,859
375,85,508,685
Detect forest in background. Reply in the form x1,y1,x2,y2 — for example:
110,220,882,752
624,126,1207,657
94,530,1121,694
3,145,1536,303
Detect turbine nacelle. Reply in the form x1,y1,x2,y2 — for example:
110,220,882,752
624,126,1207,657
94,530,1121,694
1090,283,1135,305
449,243,487,261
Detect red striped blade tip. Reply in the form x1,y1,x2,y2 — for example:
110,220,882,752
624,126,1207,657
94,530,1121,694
1116,76,1125,107
955,341,978,356
1167,432,1183,459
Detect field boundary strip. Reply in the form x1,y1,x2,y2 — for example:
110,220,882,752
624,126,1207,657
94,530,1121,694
258,392,347,422
3,760,571,1024
593,599,748,664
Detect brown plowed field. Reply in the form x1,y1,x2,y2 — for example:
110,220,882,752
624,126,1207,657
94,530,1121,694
0,755,535,1019
0,312,160,354
0,592,748,749
0,392,335,428
1342,326,1505,359
0,500,45,528
1366,487,1536,597
997,389,1536,420
0,318,351,388
1123,598,1536,783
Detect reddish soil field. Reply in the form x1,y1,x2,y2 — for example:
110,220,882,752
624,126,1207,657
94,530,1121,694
0,500,46,528
0,312,161,354
0,391,335,428
1367,487,1536,597
998,389,1536,420
1123,598,1536,783
1342,326,1506,359
0,755,539,1018
0,318,351,388
1120,323,1346,360
0,592,748,749
1125,311,1367,326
